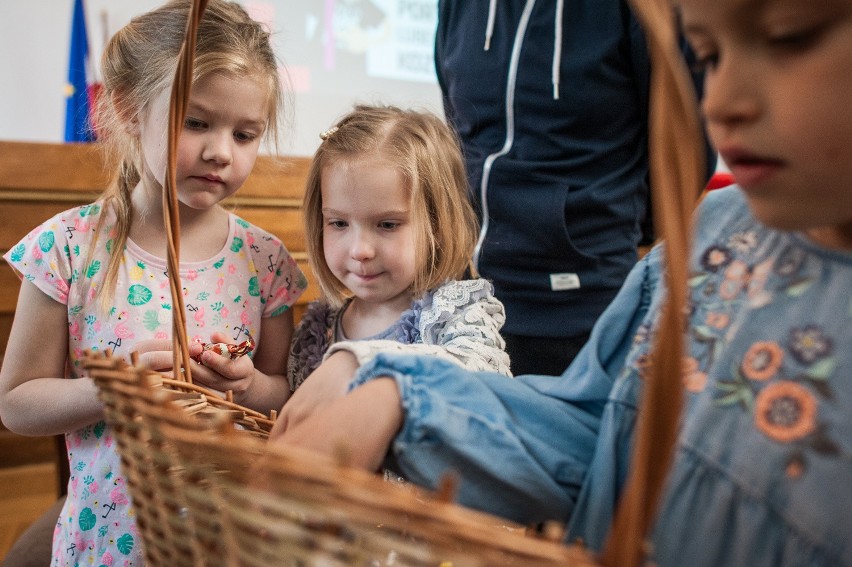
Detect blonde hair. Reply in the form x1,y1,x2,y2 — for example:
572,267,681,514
303,105,479,308
88,0,285,307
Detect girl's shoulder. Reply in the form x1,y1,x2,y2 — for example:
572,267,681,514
429,278,496,300
694,185,852,265
227,212,297,263
424,278,499,310
6,201,111,261
35,202,110,234
229,213,281,247
417,278,504,328
4,202,112,305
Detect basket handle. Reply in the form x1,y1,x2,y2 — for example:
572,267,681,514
164,0,210,385
600,1,705,565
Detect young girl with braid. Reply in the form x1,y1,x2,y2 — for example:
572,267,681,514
0,1,306,563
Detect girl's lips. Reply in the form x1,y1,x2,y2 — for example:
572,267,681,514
192,174,225,185
720,150,784,188
351,271,382,283
727,160,783,188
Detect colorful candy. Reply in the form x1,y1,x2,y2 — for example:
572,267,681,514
191,334,255,363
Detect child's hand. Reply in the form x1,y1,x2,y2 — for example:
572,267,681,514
190,334,255,363
189,332,258,402
270,350,359,438
132,339,182,375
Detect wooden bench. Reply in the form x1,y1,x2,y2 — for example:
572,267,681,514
0,140,318,480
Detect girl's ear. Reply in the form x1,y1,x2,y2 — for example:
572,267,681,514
111,89,140,135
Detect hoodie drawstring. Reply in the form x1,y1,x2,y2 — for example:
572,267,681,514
484,0,497,50
483,0,563,100
552,0,563,99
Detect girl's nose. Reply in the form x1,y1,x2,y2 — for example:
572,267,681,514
701,57,761,130
202,132,233,165
349,231,375,261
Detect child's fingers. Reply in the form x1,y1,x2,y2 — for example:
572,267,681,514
135,350,177,372
210,331,230,344
131,339,174,355
197,349,230,374
197,351,254,383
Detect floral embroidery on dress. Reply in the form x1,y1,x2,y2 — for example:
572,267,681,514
754,381,817,443
700,244,734,272
788,325,833,365
682,231,843,479
613,227,849,483
741,341,784,381
682,356,708,393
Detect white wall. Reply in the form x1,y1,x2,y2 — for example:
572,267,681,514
0,0,443,157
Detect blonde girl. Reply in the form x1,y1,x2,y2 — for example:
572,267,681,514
0,1,306,564
285,105,510,396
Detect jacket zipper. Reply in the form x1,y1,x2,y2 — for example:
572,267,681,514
473,0,537,271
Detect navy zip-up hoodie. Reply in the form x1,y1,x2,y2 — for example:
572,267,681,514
435,0,653,339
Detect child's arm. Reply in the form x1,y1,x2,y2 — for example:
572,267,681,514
270,349,361,439
271,370,403,472
272,248,664,525
0,280,104,436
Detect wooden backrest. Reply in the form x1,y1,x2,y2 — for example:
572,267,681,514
0,140,319,360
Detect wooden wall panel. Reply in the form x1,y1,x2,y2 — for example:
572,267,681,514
0,266,19,314
229,206,306,254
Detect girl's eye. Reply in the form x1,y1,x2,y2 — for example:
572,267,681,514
768,27,822,53
184,117,206,130
691,50,719,73
234,131,258,143
327,220,347,229
379,221,400,230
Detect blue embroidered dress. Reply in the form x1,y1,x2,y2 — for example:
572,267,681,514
346,187,852,566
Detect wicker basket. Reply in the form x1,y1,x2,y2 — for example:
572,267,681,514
86,351,597,567
85,0,705,561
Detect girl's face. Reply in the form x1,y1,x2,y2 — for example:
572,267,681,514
138,72,268,212
320,157,418,311
681,0,852,249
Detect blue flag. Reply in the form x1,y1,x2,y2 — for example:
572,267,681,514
64,0,96,142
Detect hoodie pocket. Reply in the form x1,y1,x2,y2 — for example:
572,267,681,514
483,179,598,277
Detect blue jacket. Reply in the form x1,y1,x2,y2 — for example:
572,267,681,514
436,0,673,338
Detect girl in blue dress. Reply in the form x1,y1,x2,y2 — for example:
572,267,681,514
271,1,852,564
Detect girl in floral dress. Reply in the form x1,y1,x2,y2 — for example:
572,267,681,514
0,2,306,564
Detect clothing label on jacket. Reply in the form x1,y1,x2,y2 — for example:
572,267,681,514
550,273,581,291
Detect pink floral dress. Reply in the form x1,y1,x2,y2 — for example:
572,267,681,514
4,203,306,566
